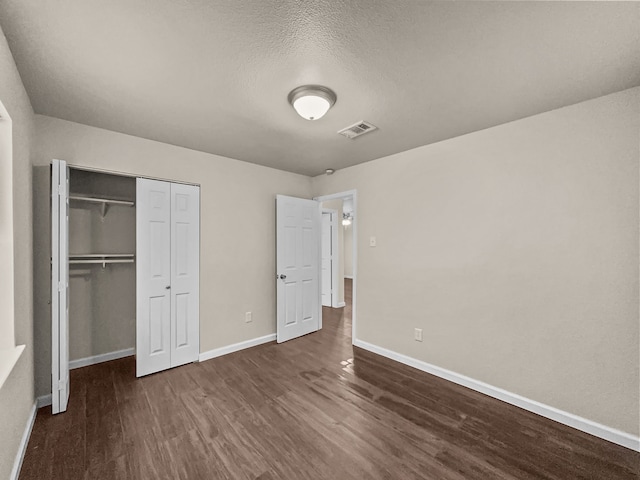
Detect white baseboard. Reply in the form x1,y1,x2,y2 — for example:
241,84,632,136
69,347,135,370
36,394,52,408
199,334,276,362
353,339,640,452
344,275,353,279
10,402,37,480
337,301,346,308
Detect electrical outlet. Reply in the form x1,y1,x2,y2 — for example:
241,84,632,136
369,236,377,247
245,312,252,323
414,328,423,342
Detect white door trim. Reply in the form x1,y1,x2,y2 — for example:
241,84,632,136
313,190,357,342
65,164,200,187
321,208,339,308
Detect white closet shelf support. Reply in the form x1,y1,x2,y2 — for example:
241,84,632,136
69,253,135,268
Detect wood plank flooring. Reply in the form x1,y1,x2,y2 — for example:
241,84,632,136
21,280,639,479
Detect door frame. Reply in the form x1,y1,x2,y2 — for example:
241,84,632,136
321,208,339,308
50,163,201,391
65,164,200,187
313,190,357,342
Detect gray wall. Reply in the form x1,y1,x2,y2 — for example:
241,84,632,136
312,87,640,436
0,25,35,480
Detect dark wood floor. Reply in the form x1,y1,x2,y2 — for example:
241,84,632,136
21,279,639,479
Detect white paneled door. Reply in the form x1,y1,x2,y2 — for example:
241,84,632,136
169,183,200,368
276,195,321,343
137,178,200,377
136,178,172,377
321,212,333,307
51,159,70,414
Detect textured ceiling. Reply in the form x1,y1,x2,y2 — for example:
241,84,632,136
1,1,639,176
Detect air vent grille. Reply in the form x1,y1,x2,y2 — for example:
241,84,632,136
338,120,378,139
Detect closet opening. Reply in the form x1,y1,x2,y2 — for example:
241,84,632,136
51,162,201,414
67,168,137,371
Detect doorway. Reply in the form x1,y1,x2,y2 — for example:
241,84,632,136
315,190,357,342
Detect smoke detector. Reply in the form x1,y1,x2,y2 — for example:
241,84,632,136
337,120,377,139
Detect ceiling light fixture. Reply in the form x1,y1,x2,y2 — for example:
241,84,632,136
288,85,337,121
342,212,353,226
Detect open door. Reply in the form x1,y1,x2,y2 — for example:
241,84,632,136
276,195,321,343
51,159,69,414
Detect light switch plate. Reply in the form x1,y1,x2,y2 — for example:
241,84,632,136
414,328,423,342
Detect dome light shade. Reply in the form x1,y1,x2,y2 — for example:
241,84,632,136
288,85,336,121
293,95,330,120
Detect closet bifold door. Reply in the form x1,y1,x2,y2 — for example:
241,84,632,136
169,182,200,368
136,178,172,377
51,159,70,414
136,178,200,377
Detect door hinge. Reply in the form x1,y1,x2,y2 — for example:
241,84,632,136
58,281,64,291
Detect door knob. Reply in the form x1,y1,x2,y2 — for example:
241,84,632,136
165,285,171,289
279,274,287,280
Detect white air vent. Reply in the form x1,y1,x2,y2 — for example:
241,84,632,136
338,120,377,139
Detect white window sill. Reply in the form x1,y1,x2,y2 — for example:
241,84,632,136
0,345,25,390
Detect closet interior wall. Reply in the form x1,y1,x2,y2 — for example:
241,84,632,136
68,169,136,363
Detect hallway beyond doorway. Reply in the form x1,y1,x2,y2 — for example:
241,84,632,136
322,278,352,341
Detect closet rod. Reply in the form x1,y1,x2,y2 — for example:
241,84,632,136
69,195,134,218
68,195,135,207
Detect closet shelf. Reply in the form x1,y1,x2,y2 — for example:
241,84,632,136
69,195,135,218
70,254,135,258
69,253,135,268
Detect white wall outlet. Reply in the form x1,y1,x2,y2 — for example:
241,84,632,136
414,328,423,342
245,311,252,323
369,236,377,247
